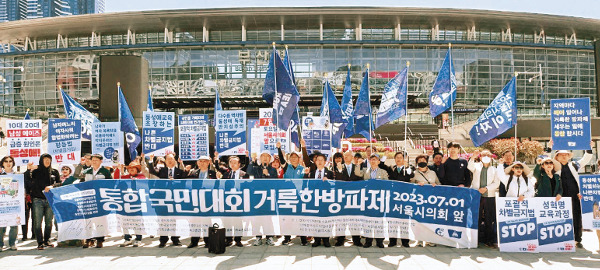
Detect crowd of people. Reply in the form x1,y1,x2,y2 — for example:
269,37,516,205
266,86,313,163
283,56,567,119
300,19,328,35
0,138,599,252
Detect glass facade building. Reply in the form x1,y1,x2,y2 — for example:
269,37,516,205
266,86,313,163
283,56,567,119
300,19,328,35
0,7,598,126
0,0,103,21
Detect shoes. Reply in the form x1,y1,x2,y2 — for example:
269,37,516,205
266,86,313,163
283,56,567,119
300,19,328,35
353,242,363,247
235,241,243,247
132,240,141,247
266,237,275,246
226,240,233,247
301,240,308,246
282,239,291,245
22,237,27,241
158,242,166,248
311,241,321,247
149,235,155,238
82,240,91,248
334,241,344,247
96,241,103,248
120,240,133,247
323,241,331,248
43,242,54,248
402,243,410,248
253,238,263,246
171,241,182,247
187,243,198,249
363,242,372,248
37,245,44,250
388,240,397,247
576,242,584,249
9,245,17,251
376,243,385,248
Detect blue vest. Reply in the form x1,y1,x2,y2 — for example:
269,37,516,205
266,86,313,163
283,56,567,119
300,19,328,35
283,164,305,179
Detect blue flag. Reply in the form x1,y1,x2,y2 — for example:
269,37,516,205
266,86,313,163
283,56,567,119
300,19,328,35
262,47,277,105
429,48,457,117
213,89,222,125
272,50,300,131
376,66,408,128
353,68,372,140
469,76,517,147
283,48,300,149
118,86,141,160
147,86,154,111
341,68,354,137
320,85,329,117
325,81,346,149
61,89,99,140
24,110,30,120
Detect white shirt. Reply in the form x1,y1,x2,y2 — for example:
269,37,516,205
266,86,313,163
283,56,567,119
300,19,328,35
315,169,325,179
501,174,536,198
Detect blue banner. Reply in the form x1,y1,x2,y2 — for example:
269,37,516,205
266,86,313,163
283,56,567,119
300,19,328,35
24,111,30,120
325,81,346,149
429,48,457,118
178,114,209,126
92,122,124,165
580,175,600,230
147,86,154,111
214,89,223,126
283,48,301,149
216,110,247,156
118,87,142,160
550,98,592,150
142,111,175,156
262,47,277,105
61,89,99,140
353,67,372,140
48,119,81,165
341,68,354,137
47,179,480,248
376,66,408,128
469,77,517,147
271,51,300,131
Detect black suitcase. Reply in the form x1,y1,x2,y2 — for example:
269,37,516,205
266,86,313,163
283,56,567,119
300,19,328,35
208,223,226,254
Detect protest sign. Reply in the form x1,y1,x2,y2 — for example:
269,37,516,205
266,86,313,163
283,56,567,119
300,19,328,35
178,114,209,126
48,119,81,164
302,115,331,156
550,98,592,150
497,197,575,253
580,175,600,230
48,179,480,248
178,123,209,161
142,111,175,156
5,120,43,165
215,110,246,156
250,108,290,155
0,174,25,227
92,122,124,166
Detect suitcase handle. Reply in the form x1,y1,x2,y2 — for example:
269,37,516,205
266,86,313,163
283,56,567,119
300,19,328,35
212,223,219,228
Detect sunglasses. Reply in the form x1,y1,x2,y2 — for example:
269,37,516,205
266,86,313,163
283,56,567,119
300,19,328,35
543,161,554,165
513,167,524,170
61,168,70,171
3,160,13,163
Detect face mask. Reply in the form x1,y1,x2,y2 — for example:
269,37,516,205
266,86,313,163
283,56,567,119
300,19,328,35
417,162,428,168
481,157,491,164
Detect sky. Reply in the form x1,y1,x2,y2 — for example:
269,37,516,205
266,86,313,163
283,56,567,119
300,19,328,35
105,0,600,19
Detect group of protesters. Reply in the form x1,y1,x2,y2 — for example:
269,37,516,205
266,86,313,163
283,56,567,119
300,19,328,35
0,137,599,252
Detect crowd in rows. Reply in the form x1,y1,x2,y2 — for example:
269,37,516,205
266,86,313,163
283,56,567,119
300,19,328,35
0,139,599,252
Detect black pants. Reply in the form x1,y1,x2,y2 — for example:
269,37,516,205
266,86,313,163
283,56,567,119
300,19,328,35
336,236,361,245
365,238,384,246
159,236,180,244
313,237,329,244
479,197,497,244
388,238,409,246
22,201,33,238
571,195,582,243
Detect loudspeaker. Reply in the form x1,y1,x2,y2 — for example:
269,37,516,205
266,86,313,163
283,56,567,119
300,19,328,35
99,55,148,124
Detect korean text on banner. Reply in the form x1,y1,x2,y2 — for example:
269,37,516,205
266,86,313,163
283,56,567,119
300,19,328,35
47,179,480,248
142,111,175,156
550,98,592,150
92,122,124,166
178,123,209,161
580,175,600,230
48,119,82,165
215,110,247,156
302,116,332,157
6,120,43,166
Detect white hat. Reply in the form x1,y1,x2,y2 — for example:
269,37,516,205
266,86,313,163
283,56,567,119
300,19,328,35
540,157,561,170
198,156,211,161
504,161,531,176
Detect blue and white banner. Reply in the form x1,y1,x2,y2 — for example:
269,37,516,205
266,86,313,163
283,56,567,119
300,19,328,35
497,197,575,253
550,98,592,150
302,115,332,157
47,179,480,248
341,68,355,138
48,119,81,165
118,87,141,160
142,111,175,156
325,81,346,149
253,108,290,155
92,122,124,166
147,86,154,111
353,67,372,140
216,110,247,156
429,48,457,118
376,66,408,128
0,174,25,227
178,114,209,126
60,89,99,140
580,175,600,230
178,124,209,161
469,77,517,147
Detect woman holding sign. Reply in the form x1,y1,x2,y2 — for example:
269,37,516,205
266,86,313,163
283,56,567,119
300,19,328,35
0,156,19,251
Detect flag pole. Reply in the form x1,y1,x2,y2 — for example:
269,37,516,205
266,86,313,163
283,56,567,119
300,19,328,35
405,61,410,155
449,43,455,135
272,42,280,144
367,63,373,152
514,72,519,160
287,45,303,151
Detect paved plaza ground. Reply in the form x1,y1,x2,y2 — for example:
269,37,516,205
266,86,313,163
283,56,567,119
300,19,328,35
0,231,599,270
